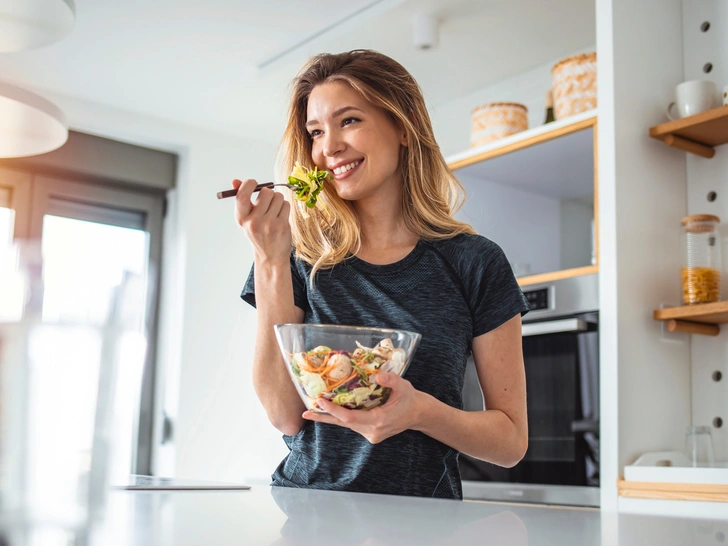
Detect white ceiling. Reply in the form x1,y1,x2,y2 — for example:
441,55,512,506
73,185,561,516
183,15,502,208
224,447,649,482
0,0,595,145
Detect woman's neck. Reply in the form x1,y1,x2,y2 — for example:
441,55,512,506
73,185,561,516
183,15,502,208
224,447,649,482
353,192,418,263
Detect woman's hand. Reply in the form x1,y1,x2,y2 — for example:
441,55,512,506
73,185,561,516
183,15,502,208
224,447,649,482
233,178,291,263
302,372,424,444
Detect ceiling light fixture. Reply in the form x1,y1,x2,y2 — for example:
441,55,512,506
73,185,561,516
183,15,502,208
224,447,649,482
0,81,68,158
413,13,438,50
0,0,76,53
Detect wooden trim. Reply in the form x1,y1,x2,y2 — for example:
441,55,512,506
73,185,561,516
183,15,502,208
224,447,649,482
448,116,597,171
517,265,599,287
618,478,728,502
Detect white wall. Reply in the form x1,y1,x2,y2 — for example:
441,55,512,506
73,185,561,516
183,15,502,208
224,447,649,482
44,91,287,484
597,0,691,512
682,0,728,466
561,199,594,270
455,172,561,276
431,46,597,158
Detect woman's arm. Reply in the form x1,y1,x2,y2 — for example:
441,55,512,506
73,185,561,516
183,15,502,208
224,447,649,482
251,263,307,436
303,314,528,467
414,314,528,467
235,178,307,436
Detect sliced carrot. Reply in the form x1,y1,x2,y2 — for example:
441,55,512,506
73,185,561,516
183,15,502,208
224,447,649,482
327,371,358,391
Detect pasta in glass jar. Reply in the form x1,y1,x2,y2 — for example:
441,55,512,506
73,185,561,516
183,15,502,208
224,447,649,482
681,214,721,304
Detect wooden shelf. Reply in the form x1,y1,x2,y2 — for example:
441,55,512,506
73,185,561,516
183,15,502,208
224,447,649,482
653,301,728,336
517,265,598,287
618,479,728,503
653,301,728,323
649,105,728,158
446,109,597,169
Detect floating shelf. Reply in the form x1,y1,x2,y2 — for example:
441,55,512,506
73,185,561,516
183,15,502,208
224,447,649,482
653,301,728,336
649,105,728,158
446,109,597,169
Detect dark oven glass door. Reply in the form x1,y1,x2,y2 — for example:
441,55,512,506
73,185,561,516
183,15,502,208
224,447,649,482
460,312,599,487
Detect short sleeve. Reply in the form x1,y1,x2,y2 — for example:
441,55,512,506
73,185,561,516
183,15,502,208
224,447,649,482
468,239,530,338
239,251,309,313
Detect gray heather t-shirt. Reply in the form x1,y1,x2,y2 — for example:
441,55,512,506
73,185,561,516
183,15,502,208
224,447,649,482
241,233,529,500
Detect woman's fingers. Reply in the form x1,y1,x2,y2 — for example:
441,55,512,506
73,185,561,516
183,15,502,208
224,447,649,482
249,187,276,218
277,199,291,220
234,180,291,255
268,191,286,218
234,179,258,225
302,409,341,427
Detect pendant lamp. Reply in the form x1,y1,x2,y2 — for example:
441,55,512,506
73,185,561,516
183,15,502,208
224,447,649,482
0,0,76,53
0,0,74,157
0,81,68,158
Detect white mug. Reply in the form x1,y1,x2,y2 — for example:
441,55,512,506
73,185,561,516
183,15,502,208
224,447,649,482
666,80,718,120
724,84,728,106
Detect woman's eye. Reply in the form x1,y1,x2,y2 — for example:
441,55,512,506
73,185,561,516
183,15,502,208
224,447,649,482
342,117,360,127
308,129,322,138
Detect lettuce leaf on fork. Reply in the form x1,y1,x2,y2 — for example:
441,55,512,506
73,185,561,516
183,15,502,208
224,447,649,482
288,161,329,209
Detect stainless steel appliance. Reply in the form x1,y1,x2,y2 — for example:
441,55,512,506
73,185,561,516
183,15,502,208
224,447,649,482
461,273,599,507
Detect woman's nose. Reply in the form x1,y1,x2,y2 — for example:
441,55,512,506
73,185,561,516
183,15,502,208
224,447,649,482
321,131,345,157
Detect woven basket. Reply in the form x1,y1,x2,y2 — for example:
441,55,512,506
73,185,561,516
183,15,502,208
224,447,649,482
470,102,528,147
551,52,597,119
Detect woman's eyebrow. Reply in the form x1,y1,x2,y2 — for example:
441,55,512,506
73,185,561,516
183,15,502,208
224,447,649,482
305,106,365,128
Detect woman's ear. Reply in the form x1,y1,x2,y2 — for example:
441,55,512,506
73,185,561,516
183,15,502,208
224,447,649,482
401,132,408,147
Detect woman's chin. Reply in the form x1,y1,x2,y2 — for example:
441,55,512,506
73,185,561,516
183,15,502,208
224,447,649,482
331,184,361,202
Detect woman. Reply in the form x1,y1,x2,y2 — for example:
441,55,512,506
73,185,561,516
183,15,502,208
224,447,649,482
235,49,529,500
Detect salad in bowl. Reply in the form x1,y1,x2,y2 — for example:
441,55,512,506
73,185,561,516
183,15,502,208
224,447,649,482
273,324,422,412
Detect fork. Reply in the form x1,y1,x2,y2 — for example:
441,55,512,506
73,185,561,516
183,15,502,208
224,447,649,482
216,183,293,200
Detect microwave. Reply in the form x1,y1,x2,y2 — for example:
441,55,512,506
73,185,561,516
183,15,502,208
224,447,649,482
460,274,599,507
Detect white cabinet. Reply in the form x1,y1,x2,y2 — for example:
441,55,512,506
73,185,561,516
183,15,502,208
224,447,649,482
446,110,598,285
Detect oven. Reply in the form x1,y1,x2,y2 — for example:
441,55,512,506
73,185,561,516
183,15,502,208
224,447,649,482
460,274,599,507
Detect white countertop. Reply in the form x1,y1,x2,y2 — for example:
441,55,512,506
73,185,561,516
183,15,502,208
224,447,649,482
10,485,728,545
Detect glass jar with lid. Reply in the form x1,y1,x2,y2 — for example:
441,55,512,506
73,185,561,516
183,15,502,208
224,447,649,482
681,214,721,304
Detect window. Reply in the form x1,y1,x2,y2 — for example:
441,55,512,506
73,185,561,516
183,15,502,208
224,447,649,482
0,166,165,477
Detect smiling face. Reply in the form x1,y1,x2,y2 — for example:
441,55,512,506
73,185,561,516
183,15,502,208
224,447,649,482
306,80,407,204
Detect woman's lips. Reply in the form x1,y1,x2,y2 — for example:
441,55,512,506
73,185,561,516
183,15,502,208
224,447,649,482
332,159,363,181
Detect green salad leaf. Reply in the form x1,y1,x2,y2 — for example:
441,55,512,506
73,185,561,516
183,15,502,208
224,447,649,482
288,161,329,209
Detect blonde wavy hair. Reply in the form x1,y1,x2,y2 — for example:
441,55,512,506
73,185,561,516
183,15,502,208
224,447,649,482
276,49,475,281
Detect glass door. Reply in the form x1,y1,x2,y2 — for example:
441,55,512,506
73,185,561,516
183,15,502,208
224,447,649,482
460,313,599,487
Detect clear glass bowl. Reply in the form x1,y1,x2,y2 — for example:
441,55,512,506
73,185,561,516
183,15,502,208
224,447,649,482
273,324,422,413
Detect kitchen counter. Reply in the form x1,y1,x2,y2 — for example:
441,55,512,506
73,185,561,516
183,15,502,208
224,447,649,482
19,485,726,546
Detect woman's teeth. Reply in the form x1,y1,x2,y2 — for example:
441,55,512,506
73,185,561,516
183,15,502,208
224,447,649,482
333,161,360,175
